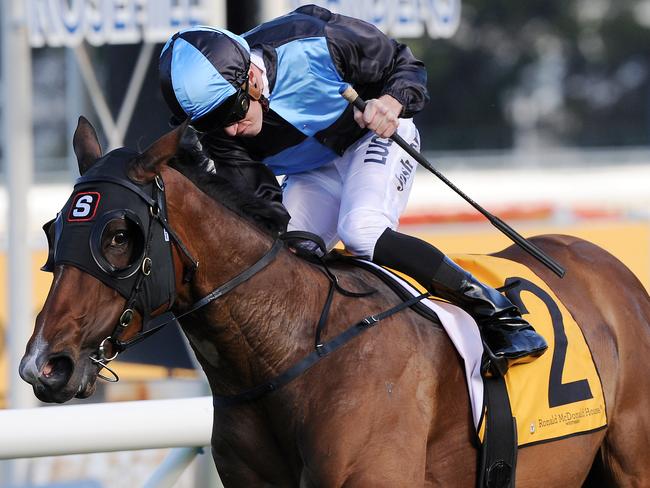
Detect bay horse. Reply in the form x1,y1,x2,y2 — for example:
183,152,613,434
20,119,650,487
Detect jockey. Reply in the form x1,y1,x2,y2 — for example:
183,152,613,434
158,5,547,374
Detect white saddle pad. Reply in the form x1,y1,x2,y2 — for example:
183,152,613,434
361,260,484,428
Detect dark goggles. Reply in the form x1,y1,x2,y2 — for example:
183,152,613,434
192,78,251,132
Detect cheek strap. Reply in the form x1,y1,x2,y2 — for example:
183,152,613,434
248,78,262,101
257,94,270,113
246,73,269,113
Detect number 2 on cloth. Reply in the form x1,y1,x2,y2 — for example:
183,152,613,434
504,277,593,408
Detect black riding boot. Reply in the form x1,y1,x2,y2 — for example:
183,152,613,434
373,229,547,375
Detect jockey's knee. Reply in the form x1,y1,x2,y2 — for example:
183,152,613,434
338,211,391,259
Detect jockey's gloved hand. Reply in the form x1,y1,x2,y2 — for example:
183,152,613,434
177,126,216,173
210,160,291,235
250,181,290,234
168,115,183,128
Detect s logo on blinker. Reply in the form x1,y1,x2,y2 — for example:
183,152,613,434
68,192,101,221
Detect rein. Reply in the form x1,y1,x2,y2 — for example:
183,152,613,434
213,291,429,407
206,230,430,407
113,239,283,352
77,172,430,400
88,170,283,382
92,237,282,382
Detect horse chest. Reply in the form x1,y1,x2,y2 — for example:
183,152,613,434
183,329,221,368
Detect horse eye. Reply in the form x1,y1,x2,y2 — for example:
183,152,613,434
111,231,128,246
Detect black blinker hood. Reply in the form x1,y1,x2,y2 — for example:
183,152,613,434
43,148,176,317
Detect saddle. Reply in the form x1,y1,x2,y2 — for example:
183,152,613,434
284,232,608,488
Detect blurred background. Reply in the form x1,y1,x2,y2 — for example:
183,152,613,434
1,0,649,486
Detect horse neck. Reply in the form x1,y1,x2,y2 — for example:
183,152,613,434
161,166,322,392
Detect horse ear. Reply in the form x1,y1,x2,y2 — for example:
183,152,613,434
128,121,189,183
73,116,102,175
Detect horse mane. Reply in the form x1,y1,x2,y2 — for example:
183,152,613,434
169,147,288,236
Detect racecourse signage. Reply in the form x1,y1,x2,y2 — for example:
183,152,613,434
27,0,458,47
26,0,224,47
291,0,461,38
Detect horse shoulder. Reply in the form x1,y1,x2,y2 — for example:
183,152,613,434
287,265,474,485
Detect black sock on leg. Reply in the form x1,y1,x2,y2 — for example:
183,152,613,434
373,228,463,290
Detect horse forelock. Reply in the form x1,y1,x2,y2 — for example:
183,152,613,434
169,148,287,236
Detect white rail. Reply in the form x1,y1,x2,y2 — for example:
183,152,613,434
144,446,205,488
0,396,213,459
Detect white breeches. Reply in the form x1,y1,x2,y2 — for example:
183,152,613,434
282,119,420,259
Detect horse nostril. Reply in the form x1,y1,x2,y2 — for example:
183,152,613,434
41,354,74,390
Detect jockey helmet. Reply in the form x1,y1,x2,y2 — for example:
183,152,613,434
159,27,253,131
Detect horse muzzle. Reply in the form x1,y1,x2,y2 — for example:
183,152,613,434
19,350,85,403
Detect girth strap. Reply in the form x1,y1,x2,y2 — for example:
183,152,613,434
213,291,429,408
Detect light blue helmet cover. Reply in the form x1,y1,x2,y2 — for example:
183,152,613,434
159,26,251,122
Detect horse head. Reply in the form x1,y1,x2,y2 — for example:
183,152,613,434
20,117,186,403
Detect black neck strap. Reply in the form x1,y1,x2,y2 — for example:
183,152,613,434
114,239,283,352
213,291,429,407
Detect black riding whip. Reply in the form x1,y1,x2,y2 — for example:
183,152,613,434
340,85,566,278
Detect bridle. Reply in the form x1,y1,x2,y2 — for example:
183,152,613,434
44,150,428,402
44,151,282,382
92,237,283,382
85,172,282,382
78,172,188,380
